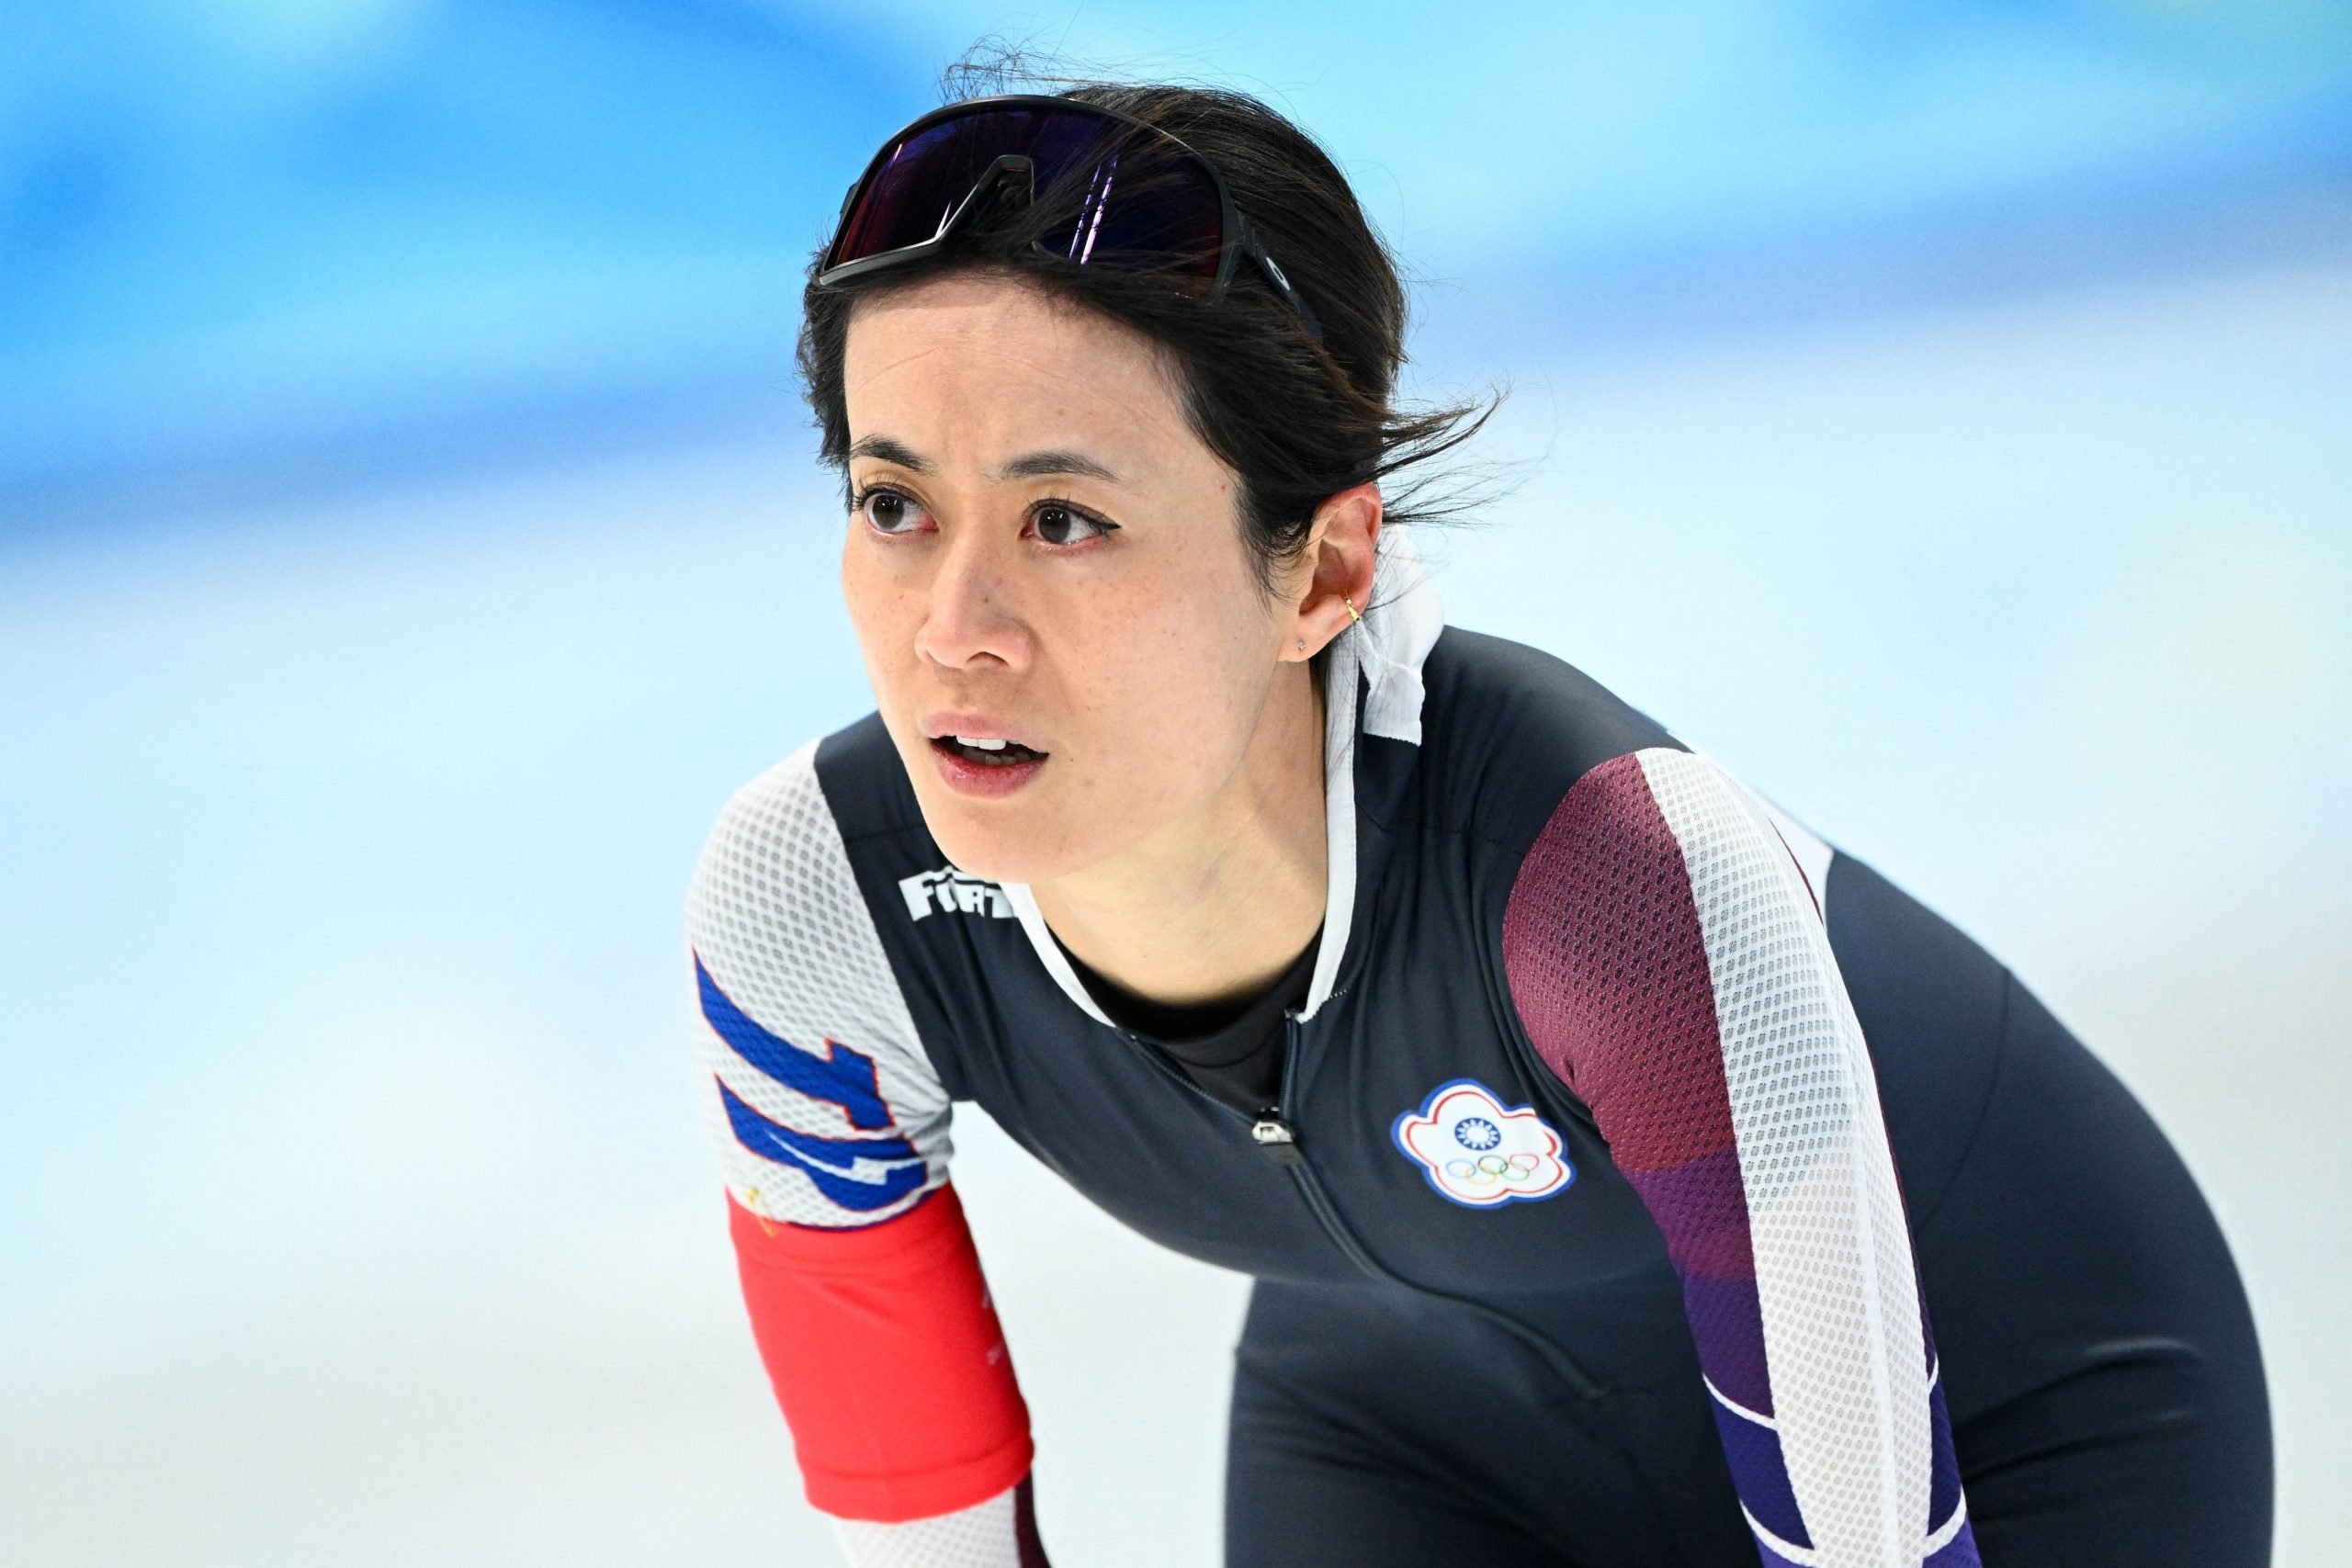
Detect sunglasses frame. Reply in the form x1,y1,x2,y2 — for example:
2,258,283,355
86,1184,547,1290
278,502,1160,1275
815,94,1321,344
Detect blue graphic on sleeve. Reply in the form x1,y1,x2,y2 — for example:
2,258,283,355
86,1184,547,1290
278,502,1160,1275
716,1079,928,1213
696,953,895,1130
1455,1117,1501,1151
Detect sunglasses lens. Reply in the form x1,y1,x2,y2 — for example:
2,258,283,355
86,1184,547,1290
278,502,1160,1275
829,112,1028,265
827,106,1227,293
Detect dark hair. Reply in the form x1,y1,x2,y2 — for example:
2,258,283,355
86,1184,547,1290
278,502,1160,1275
795,47,1504,597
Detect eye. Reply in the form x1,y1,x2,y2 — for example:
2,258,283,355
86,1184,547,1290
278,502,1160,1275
1031,499,1119,547
852,484,932,536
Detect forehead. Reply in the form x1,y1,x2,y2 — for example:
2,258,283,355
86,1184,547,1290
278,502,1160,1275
841,272,1207,479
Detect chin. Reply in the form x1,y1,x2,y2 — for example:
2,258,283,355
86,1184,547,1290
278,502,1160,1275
886,723,1126,887
918,804,1076,887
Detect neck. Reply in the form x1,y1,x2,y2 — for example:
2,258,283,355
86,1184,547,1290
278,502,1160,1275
1029,658,1329,1008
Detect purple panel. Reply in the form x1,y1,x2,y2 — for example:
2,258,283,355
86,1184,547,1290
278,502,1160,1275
1683,1271,1773,1417
1924,1515,1983,1567
1709,1401,1810,1549
1927,1373,1964,1540
1624,1145,1756,1280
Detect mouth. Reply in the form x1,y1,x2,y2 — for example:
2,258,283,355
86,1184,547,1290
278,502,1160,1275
920,725,1052,799
929,734,1050,768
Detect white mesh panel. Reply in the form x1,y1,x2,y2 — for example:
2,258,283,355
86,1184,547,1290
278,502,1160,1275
833,1485,1024,1568
1637,748,1930,1567
687,741,950,1227
1752,791,1836,920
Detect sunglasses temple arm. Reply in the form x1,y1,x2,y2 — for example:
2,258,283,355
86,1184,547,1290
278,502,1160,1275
1237,219,1325,347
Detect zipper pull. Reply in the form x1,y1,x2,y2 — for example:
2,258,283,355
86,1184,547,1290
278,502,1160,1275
1250,1113,1304,1168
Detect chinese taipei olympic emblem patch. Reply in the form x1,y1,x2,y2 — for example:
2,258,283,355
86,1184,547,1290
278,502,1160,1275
1391,1078,1575,1208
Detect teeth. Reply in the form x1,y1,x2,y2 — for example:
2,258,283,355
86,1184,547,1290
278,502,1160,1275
954,736,1010,750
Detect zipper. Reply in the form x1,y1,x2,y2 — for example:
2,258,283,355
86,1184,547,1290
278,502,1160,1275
1105,1008,1602,1401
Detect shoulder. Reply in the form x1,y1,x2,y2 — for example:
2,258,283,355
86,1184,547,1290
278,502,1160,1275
1499,741,1839,1104
688,713,920,935
687,716,951,1226
689,737,845,966
1407,626,1828,904
695,710,913,871
687,713,919,1023
1408,626,1684,852
1503,744,1823,951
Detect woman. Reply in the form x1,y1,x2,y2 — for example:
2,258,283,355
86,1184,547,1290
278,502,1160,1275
683,81,2270,1567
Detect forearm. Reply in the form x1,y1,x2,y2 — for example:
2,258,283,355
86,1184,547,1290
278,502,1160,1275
729,1186,1037,1526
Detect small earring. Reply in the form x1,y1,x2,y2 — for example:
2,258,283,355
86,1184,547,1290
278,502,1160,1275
1343,596,1363,624
1295,637,1307,651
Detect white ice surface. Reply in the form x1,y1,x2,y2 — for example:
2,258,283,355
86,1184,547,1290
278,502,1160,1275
2,254,2345,1565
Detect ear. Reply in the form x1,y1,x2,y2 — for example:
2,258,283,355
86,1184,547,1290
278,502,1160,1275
1288,479,1374,662
1282,481,1383,662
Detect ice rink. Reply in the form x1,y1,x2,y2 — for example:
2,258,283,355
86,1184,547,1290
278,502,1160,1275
5,245,2346,1564
6,4,2350,1562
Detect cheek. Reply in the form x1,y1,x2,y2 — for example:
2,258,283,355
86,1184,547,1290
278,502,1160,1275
841,537,918,679
1059,547,1274,784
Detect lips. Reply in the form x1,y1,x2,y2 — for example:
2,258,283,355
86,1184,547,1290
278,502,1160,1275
919,715,1050,799
932,735,1048,767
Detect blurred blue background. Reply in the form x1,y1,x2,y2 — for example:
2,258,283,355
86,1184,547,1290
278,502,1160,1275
4,4,2346,1564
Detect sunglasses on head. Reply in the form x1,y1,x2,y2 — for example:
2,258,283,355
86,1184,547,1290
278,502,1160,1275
816,94,1324,346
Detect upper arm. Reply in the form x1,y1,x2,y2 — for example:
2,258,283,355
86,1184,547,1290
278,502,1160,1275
1502,747,1975,1567
685,744,1036,1534
688,742,951,1229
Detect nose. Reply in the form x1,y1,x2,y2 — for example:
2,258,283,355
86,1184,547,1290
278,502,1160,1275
913,527,1030,673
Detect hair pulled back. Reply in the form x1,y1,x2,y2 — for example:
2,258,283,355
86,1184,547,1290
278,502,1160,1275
795,48,1502,596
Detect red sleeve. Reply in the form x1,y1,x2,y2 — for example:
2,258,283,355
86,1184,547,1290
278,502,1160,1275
728,1180,1035,1522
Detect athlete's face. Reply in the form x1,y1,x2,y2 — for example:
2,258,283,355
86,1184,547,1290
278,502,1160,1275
837,270,1319,886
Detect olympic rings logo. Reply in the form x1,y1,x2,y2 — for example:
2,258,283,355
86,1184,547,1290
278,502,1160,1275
1390,1077,1575,1210
1442,1151,1547,1186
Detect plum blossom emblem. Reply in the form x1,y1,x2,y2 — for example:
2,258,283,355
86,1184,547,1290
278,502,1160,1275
1391,1079,1574,1209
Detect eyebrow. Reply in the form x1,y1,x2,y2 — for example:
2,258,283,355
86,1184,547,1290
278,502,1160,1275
845,434,933,473
846,434,1123,486
996,448,1123,484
